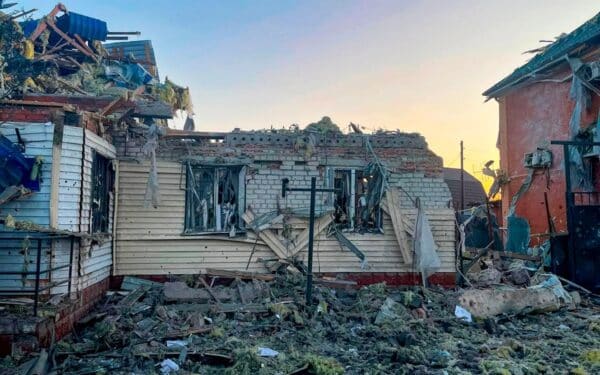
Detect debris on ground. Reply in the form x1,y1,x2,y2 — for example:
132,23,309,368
459,273,577,319
2,270,599,374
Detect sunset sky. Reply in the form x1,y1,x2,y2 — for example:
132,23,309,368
19,0,600,186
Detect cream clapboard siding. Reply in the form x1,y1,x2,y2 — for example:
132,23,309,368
0,123,54,291
52,125,83,294
115,160,455,275
78,130,116,291
52,128,116,293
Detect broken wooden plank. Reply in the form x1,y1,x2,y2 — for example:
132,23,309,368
205,268,274,281
163,282,231,303
383,188,413,264
380,199,414,236
243,210,288,259
314,278,358,288
166,303,268,314
332,228,366,262
116,287,146,309
197,276,223,306
121,276,161,291
163,326,212,339
491,250,540,262
237,281,247,304
29,348,48,375
288,214,333,257
0,297,34,305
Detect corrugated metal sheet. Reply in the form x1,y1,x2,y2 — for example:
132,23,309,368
104,40,159,79
114,160,456,275
56,12,108,41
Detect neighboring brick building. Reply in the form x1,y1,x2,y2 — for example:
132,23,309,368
484,12,600,288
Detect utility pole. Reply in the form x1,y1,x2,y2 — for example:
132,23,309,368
282,177,338,305
460,140,464,212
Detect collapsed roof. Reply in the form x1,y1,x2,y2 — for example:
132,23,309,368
483,11,600,99
0,2,192,119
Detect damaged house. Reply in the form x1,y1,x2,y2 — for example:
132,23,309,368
111,126,456,285
0,1,456,355
0,2,192,351
484,12,600,289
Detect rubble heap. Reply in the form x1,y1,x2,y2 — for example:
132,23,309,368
2,271,599,374
0,2,191,114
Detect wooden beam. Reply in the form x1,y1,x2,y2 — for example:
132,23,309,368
491,250,540,262
380,199,414,236
204,268,274,281
99,96,125,117
49,121,64,229
46,21,98,62
28,3,67,41
74,34,96,57
288,214,333,257
242,210,288,260
0,99,74,110
383,188,413,264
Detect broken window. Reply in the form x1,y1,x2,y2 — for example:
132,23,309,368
91,151,113,233
184,165,245,235
329,168,382,232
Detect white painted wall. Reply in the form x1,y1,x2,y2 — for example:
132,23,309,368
0,123,116,295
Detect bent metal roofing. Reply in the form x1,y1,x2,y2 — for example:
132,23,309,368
483,11,600,98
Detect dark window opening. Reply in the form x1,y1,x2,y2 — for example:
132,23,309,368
91,151,113,233
333,170,352,228
356,170,382,232
330,168,382,232
185,165,245,235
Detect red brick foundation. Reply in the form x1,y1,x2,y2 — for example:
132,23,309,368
111,272,456,289
37,278,110,346
341,272,456,287
0,278,109,356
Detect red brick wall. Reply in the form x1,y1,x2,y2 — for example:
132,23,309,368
37,278,110,346
499,79,600,244
0,106,54,122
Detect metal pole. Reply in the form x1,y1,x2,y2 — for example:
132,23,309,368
562,144,576,281
33,239,42,316
68,237,74,296
460,140,464,211
485,198,494,250
306,177,317,305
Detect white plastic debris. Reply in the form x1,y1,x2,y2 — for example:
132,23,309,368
454,305,473,323
166,340,188,348
414,203,441,286
558,324,571,331
257,347,279,357
160,358,180,374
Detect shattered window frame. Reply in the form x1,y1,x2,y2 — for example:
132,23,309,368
184,164,246,235
329,167,383,233
91,151,113,234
